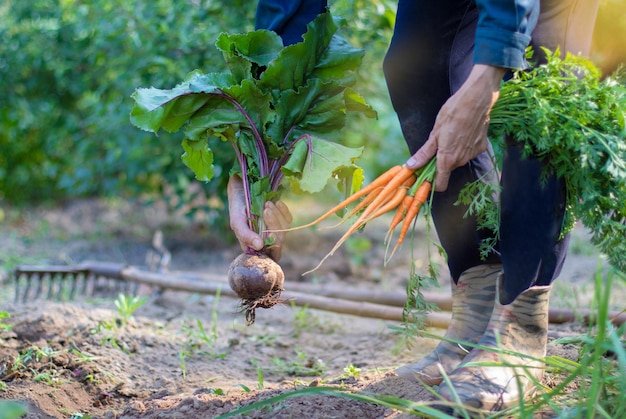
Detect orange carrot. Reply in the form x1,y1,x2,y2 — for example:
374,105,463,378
366,175,416,221
335,173,414,226
389,180,432,257
269,165,403,232
385,194,413,243
302,167,418,275
349,165,416,226
324,185,384,229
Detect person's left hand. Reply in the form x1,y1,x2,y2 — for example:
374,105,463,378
227,175,293,261
406,64,506,192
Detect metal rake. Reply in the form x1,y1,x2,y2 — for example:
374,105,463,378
12,231,171,303
13,262,142,303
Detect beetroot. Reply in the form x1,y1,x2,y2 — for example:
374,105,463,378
228,253,285,324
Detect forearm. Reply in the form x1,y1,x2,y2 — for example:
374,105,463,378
474,0,540,69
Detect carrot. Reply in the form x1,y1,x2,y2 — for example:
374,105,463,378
269,165,404,232
365,175,416,221
319,185,385,230
332,173,414,227
385,194,413,243
348,165,416,225
387,180,432,259
302,158,436,273
302,167,417,275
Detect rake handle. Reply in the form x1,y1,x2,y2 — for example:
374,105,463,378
14,263,625,327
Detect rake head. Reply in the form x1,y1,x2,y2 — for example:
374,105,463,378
13,262,140,303
12,231,172,303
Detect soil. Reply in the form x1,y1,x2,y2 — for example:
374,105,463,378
0,198,619,419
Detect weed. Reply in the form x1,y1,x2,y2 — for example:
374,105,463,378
88,295,147,353
248,333,277,346
34,370,62,386
0,311,11,332
268,348,326,377
13,346,59,370
342,364,361,379
178,291,226,376
7,346,67,388
179,349,189,378
114,294,147,327
256,364,265,390
292,303,311,333
290,303,336,336
0,401,28,419
69,347,96,364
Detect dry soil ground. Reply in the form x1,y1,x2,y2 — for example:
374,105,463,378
0,198,622,418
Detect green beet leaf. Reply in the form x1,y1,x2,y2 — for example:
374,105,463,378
181,138,214,182
282,136,363,194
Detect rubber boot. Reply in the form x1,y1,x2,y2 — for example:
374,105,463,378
396,264,501,385
437,278,551,413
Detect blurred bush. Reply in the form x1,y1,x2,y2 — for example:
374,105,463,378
0,0,253,210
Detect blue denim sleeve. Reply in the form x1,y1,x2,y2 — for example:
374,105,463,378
255,0,327,46
474,0,540,69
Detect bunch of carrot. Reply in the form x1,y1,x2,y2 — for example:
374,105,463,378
275,159,436,274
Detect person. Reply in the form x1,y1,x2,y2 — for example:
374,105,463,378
228,0,600,413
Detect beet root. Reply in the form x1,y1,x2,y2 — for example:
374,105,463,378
228,253,285,325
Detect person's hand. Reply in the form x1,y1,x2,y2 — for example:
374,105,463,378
227,175,293,261
405,64,506,191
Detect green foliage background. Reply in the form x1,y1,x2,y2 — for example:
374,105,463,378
1,0,624,223
1,0,254,207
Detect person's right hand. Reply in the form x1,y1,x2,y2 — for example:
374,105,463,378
405,64,506,192
227,175,293,261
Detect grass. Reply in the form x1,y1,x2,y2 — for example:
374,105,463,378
215,265,626,418
178,290,226,377
0,401,28,419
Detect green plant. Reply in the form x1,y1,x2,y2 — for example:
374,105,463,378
0,0,255,208
214,386,455,419
69,347,96,364
292,304,312,333
268,348,327,377
13,346,59,368
0,311,11,332
130,11,376,252
90,320,130,353
178,349,189,379
179,291,225,364
248,333,277,346
181,317,226,358
342,364,362,379
178,293,226,376
0,401,28,419
466,50,626,271
33,370,62,386
256,364,265,390
114,293,147,327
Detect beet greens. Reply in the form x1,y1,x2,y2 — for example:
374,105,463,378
130,12,375,251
